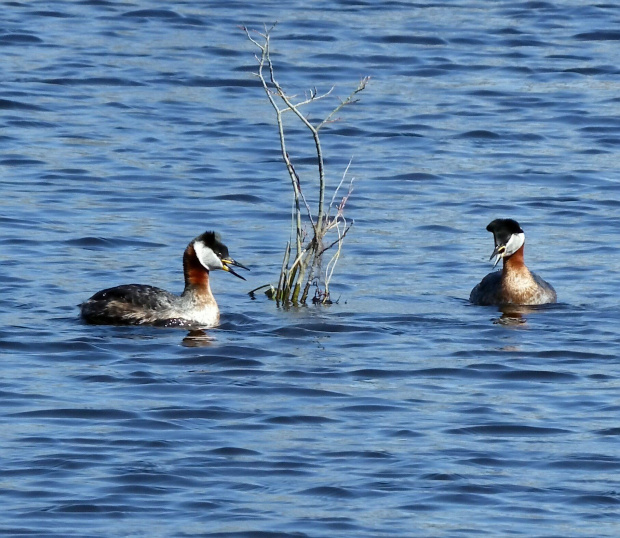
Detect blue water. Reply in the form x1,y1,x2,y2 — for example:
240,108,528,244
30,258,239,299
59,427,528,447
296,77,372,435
2,1,620,536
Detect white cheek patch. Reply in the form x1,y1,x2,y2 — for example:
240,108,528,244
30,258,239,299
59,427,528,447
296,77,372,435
504,232,525,257
194,242,223,271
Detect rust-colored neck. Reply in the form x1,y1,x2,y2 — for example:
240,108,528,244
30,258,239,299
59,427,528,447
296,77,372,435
503,244,525,272
183,243,210,290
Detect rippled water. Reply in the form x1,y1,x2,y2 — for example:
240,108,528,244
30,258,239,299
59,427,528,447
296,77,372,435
2,1,620,536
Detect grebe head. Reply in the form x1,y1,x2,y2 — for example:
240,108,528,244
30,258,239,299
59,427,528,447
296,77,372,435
193,231,249,280
486,218,525,267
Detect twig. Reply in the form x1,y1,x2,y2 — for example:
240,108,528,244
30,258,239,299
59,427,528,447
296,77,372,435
318,221,353,257
317,77,370,131
244,25,366,305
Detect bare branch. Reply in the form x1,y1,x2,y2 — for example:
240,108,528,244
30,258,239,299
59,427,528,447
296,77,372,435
317,77,370,131
282,86,334,112
327,158,353,222
318,220,353,257
288,159,315,228
244,25,366,305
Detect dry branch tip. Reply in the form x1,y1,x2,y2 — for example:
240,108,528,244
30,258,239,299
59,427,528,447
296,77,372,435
244,24,367,305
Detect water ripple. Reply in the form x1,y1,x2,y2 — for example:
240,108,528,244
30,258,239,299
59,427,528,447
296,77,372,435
448,425,571,436
2,1,620,536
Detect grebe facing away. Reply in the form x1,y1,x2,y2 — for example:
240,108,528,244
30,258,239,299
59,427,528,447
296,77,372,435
80,231,248,327
469,219,556,306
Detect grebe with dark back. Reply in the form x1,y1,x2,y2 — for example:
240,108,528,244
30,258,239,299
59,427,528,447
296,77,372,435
80,231,248,327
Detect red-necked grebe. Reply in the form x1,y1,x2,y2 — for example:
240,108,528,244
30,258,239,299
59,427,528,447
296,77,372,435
80,231,248,327
469,218,556,306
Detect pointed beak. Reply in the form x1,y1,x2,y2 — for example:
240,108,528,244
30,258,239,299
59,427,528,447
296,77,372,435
221,258,250,280
489,244,506,268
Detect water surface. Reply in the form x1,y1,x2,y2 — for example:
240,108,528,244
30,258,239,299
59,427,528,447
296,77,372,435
2,1,620,536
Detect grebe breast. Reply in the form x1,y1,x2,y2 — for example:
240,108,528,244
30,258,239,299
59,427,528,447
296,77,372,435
470,218,556,307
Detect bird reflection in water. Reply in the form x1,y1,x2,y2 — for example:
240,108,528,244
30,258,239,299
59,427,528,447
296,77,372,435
493,305,530,326
182,329,215,347
492,304,558,326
